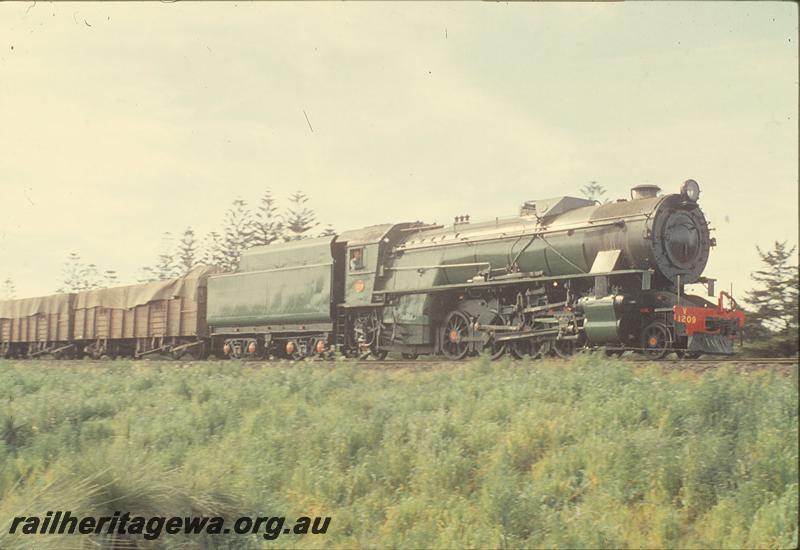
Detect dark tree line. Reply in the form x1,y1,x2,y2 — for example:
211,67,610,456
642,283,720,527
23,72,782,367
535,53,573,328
136,189,332,280
55,253,118,293
50,190,333,291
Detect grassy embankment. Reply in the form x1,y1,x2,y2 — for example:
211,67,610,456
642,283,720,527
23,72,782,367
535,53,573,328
0,356,797,549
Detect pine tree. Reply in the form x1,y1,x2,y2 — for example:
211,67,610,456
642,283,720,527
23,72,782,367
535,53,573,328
745,241,799,335
57,253,104,292
580,181,610,204
283,191,318,241
1,278,15,300
177,227,198,274
251,190,284,246
81,264,102,289
138,232,180,282
58,252,82,292
219,199,255,271
318,224,336,237
103,270,118,287
201,231,227,270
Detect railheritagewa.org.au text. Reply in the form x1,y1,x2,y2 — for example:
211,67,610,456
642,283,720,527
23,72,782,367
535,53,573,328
9,511,331,540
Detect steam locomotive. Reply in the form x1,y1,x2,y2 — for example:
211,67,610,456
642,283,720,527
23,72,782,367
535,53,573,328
0,180,744,361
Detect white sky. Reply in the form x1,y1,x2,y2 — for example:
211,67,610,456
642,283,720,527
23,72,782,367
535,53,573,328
1,2,797,301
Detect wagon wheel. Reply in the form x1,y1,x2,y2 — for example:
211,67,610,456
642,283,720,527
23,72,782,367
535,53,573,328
477,311,507,360
552,339,576,359
440,310,471,360
641,321,672,360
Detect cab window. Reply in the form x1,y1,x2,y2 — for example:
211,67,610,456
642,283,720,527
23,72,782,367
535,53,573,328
348,247,365,271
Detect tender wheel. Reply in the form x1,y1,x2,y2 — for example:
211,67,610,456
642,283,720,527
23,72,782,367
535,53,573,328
675,350,702,360
552,339,576,358
401,353,419,360
641,321,672,360
440,310,471,360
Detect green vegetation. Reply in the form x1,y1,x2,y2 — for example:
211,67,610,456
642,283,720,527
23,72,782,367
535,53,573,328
0,357,797,549
743,240,799,357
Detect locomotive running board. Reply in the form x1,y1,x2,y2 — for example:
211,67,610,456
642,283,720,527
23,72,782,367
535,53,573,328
373,268,653,298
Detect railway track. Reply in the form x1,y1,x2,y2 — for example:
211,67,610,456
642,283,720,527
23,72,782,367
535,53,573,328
2,356,796,373
342,356,799,371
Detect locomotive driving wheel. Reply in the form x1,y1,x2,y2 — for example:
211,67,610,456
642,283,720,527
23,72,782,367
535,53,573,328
440,310,471,360
641,321,672,360
509,317,550,360
552,339,577,358
477,311,507,360
510,337,550,360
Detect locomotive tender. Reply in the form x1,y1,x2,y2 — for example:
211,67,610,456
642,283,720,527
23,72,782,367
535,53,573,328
0,180,744,361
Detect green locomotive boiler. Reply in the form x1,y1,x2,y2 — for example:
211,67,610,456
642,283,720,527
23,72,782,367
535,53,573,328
207,179,744,360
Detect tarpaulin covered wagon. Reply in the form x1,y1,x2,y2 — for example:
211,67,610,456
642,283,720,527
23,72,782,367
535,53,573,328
0,293,75,358
72,266,218,359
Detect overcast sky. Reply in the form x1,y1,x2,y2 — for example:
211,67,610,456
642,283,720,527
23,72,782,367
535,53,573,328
1,2,797,301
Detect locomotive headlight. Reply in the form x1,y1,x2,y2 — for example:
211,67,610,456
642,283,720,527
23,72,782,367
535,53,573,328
680,179,700,202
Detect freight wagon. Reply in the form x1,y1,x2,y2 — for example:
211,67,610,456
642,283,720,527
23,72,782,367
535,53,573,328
0,293,74,358
0,266,216,359
72,266,217,359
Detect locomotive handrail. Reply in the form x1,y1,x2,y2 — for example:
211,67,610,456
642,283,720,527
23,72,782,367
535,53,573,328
209,261,333,278
395,214,652,252
718,291,740,312
385,262,491,272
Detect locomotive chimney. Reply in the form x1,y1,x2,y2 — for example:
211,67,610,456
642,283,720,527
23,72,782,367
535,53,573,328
630,184,661,200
